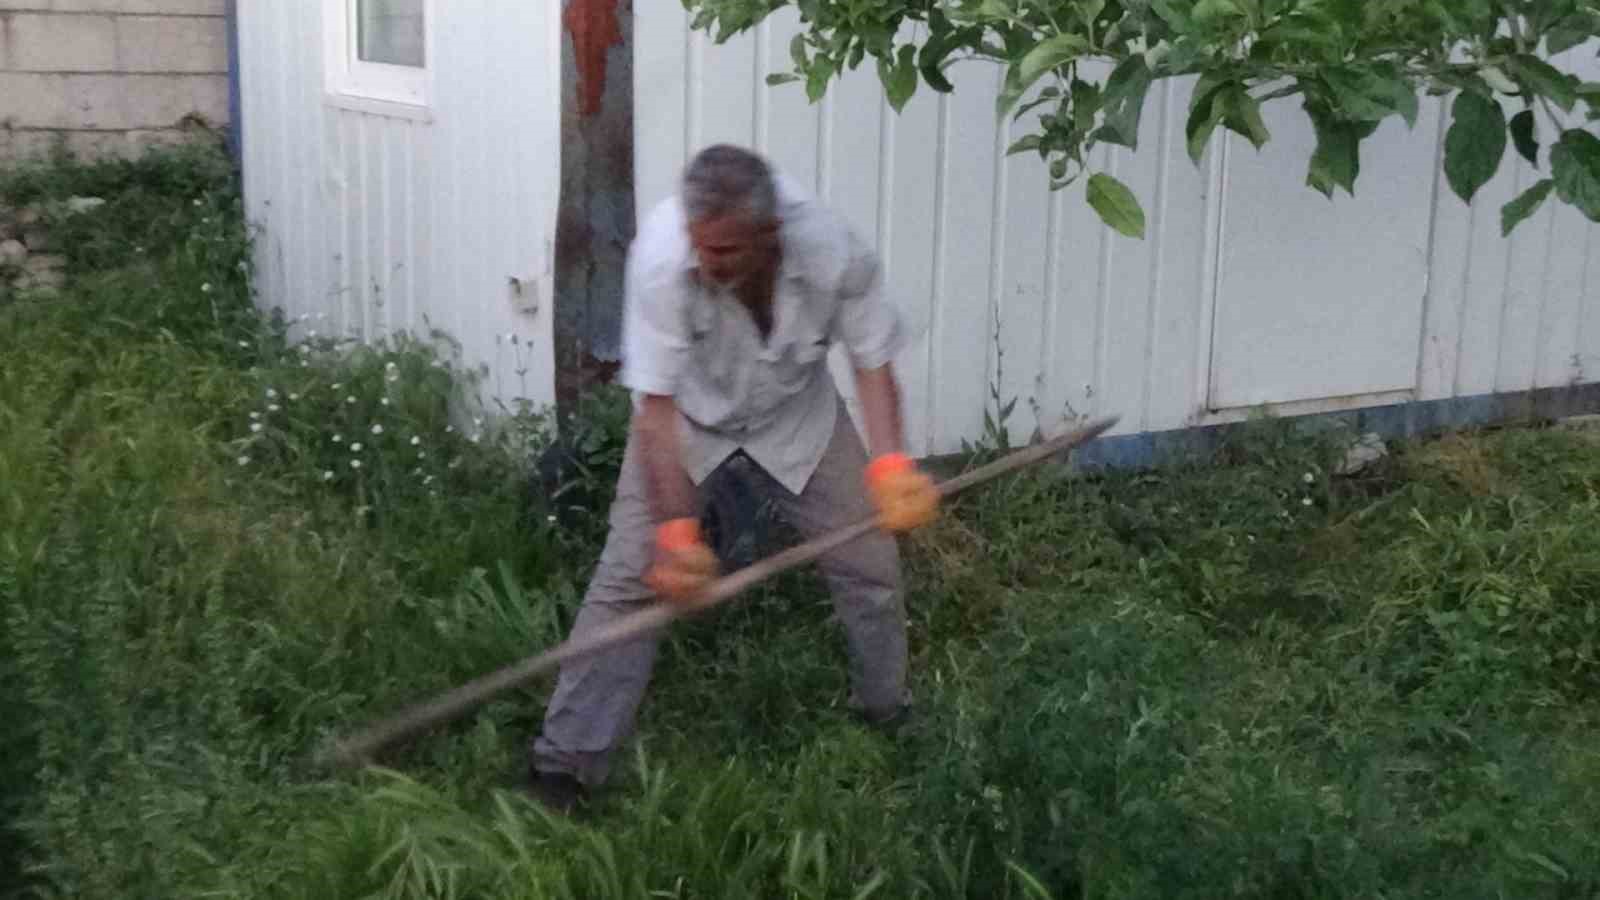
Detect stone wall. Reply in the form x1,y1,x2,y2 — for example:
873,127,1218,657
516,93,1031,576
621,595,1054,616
0,1,229,163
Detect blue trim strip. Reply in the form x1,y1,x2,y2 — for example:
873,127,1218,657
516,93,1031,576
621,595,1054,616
225,0,242,164
1065,382,1600,472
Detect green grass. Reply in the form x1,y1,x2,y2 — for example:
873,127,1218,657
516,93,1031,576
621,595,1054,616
3,143,1599,899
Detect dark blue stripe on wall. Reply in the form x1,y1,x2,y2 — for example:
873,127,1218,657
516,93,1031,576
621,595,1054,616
1065,382,1600,473
225,0,242,164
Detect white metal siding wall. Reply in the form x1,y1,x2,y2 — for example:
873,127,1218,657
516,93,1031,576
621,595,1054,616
637,7,1600,458
237,0,560,414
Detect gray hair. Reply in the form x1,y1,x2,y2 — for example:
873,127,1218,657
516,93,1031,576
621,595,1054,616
682,144,778,225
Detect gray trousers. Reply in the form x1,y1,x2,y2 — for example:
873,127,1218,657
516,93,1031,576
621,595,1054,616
531,403,908,786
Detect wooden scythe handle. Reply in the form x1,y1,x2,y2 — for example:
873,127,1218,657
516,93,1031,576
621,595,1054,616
316,414,1119,770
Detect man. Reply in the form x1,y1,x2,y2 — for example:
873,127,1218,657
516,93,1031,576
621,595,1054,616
527,144,939,813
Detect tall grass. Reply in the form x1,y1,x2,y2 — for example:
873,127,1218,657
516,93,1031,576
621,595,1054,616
3,143,1598,899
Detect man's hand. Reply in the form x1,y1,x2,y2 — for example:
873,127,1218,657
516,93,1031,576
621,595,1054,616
865,453,939,532
644,518,720,606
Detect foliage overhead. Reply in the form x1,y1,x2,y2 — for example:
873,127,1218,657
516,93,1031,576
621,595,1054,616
684,0,1600,238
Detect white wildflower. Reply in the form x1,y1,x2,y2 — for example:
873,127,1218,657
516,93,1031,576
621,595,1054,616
470,434,481,444
201,283,213,294
1303,472,1315,484
380,398,390,406
250,423,262,433
346,396,356,405
308,330,318,339
237,340,248,348
1302,497,1313,507
288,393,299,402
371,424,384,435
546,515,556,524
423,475,435,486
300,360,309,368
410,436,421,446
350,459,362,469
266,388,278,399
322,470,334,481
445,425,455,433
193,199,203,207
333,434,342,443
350,442,363,452
386,361,398,371
249,411,260,420
417,451,426,460
331,382,342,390
237,455,250,466
267,404,280,413
298,345,311,355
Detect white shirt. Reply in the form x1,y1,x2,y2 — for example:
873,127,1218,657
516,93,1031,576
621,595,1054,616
619,177,906,495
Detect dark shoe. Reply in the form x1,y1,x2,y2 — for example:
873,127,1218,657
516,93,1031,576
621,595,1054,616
859,704,915,736
526,768,587,817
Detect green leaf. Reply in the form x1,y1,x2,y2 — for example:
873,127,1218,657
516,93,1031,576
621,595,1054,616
1510,109,1540,166
1551,129,1600,221
1444,90,1507,204
1305,101,1363,197
791,33,809,70
1544,11,1599,56
1086,173,1146,238
1192,0,1244,25
1017,33,1091,92
1006,134,1043,156
1501,178,1555,235
1151,0,1193,32
805,56,836,103
880,45,919,112
1071,79,1101,133
1185,74,1232,162
918,34,956,93
1324,67,1419,126
1099,56,1155,148
766,73,802,86
1507,55,1580,112
1222,87,1272,148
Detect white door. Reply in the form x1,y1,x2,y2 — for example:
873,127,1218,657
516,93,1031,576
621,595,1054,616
1206,102,1443,411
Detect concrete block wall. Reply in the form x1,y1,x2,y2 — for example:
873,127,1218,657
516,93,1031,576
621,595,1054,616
0,1,229,162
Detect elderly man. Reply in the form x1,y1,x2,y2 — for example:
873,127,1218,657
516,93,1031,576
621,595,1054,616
527,144,939,813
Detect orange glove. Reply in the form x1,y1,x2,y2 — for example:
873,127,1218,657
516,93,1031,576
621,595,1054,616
865,453,939,532
644,518,720,606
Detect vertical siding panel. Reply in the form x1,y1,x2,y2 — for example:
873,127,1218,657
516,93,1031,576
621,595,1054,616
306,1,335,340
1537,203,1588,388
1495,154,1550,394
822,65,885,426
1581,224,1600,383
885,88,941,458
698,27,756,149
761,11,821,192
1418,98,1461,402
237,0,272,326
633,2,689,215
411,123,432,347
931,62,1002,453
1100,78,1167,435
1050,153,1112,432
1145,78,1217,433
1452,117,1522,398
922,95,951,454
342,114,365,341
995,112,1051,443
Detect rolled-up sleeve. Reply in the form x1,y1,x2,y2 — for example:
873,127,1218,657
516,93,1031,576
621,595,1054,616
831,229,906,370
619,222,692,396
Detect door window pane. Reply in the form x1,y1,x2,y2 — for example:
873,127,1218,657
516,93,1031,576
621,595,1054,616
358,0,424,68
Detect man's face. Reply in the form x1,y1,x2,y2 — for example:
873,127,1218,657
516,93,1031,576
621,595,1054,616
687,212,778,289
